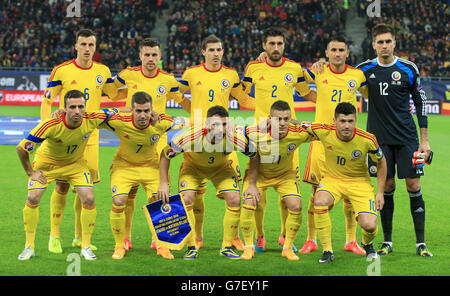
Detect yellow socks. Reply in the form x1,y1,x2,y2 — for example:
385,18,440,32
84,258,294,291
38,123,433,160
73,194,82,239
222,206,240,248
185,204,197,247
306,195,317,241
124,191,137,239
314,205,332,251
81,203,97,248
279,198,288,237
240,203,256,247
193,189,205,239
362,226,379,246
50,189,66,238
343,199,356,242
254,192,267,238
23,202,39,248
110,204,126,247
284,209,302,249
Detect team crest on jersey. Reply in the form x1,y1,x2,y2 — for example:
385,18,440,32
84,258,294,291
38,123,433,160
83,133,91,140
221,79,230,89
391,71,401,81
28,180,35,187
111,185,118,194
348,80,357,90
166,148,177,158
96,75,104,85
180,180,187,189
284,73,294,83
157,85,167,95
44,89,52,99
24,141,35,152
352,149,362,159
150,134,160,143
287,143,296,152
369,165,377,174
161,203,172,214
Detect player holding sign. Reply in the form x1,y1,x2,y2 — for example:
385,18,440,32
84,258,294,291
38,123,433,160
17,90,118,261
102,92,184,260
309,103,387,263
158,106,256,260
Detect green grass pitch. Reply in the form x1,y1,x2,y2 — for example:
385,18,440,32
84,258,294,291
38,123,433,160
0,106,449,276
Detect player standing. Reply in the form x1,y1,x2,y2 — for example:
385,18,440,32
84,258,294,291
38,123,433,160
113,38,190,251
309,102,387,263
158,105,255,260
17,90,117,260
240,100,315,261
300,36,368,255
357,23,432,257
40,29,123,253
178,34,254,250
243,27,316,252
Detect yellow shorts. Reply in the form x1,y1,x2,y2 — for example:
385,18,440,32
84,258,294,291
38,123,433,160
302,141,326,186
178,160,240,199
110,163,159,200
316,176,377,218
242,170,301,200
194,151,241,193
28,158,93,191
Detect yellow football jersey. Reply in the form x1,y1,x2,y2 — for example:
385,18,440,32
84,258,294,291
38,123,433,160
162,125,252,169
43,59,117,113
247,123,315,178
243,57,311,121
303,65,367,123
19,109,117,165
307,123,383,180
114,66,184,113
42,59,118,144
104,113,182,166
179,63,245,121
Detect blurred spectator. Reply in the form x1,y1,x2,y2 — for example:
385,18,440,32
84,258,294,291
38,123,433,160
0,0,163,70
165,0,346,74
362,0,449,77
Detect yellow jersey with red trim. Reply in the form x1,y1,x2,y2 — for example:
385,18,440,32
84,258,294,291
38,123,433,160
247,123,315,178
163,125,253,169
103,113,183,166
242,57,311,121
19,108,117,165
114,66,183,113
303,65,367,123
179,63,242,120
307,123,383,180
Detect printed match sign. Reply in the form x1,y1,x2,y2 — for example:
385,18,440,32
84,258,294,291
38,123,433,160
143,194,192,250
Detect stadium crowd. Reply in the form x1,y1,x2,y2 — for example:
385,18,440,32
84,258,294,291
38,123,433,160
0,0,448,77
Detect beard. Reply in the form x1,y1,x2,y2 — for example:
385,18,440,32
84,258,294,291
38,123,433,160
268,51,283,62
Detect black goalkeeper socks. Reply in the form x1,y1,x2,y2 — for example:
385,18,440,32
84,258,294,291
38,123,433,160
380,190,395,242
409,190,425,244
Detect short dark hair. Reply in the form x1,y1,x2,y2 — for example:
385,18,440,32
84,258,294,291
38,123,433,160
76,29,96,42
64,89,85,108
207,105,229,118
334,102,356,118
270,100,291,114
201,34,223,51
263,27,287,44
131,91,152,107
139,38,160,51
371,23,395,40
327,35,348,48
